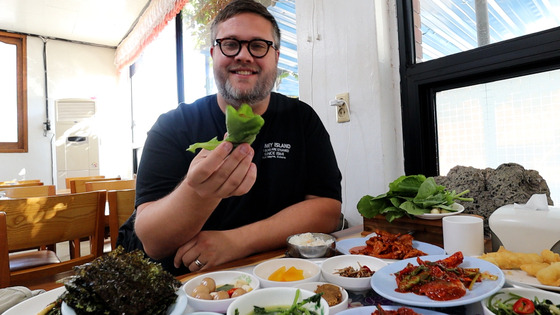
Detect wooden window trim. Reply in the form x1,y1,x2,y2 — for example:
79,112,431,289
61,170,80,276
0,31,27,153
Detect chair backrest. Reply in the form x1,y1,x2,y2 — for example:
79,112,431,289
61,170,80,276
70,177,121,193
0,191,106,288
0,185,56,198
0,179,42,185
85,179,136,192
107,189,136,250
0,182,44,188
65,175,105,189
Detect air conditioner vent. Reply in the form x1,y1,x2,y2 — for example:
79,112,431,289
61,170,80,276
55,99,96,122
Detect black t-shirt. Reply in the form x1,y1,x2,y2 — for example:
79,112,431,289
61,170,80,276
118,92,342,275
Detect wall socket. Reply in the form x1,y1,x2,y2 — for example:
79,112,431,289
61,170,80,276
335,93,350,123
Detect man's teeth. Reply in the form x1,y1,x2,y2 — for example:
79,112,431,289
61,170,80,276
235,70,253,75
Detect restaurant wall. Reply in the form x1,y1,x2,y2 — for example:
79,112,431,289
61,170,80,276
0,37,133,188
296,1,404,227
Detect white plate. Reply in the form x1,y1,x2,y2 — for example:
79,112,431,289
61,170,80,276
336,235,445,263
413,203,465,220
504,269,560,292
336,305,448,315
370,254,505,308
3,286,65,315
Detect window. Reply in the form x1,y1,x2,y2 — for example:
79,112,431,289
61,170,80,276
398,1,560,203
0,31,27,152
417,0,560,62
179,0,298,102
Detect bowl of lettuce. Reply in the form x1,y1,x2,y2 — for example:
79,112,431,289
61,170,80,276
357,175,473,222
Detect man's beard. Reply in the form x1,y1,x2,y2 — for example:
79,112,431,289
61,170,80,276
215,65,277,107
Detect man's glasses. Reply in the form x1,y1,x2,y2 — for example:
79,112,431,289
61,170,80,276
214,38,277,58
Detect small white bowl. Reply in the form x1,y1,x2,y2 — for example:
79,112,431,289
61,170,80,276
182,271,260,313
481,287,560,315
321,255,387,292
293,282,348,314
61,289,188,315
226,287,330,315
253,258,321,288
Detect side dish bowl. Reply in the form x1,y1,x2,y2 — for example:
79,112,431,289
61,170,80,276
481,287,560,315
293,282,348,314
182,270,260,313
253,258,321,288
286,233,337,258
226,287,329,315
321,255,387,292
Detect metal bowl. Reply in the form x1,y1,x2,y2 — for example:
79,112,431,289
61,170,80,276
286,233,336,258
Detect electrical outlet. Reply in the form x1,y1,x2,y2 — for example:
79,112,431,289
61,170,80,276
335,93,350,123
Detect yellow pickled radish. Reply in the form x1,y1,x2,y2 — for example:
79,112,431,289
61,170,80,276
283,266,304,281
267,266,305,281
268,266,286,281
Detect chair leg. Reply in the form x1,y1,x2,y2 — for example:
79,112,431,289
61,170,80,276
70,239,81,258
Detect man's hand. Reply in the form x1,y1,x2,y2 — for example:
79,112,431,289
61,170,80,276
173,230,250,271
186,141,257,199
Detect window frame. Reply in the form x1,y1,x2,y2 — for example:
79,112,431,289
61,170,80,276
0,31,28,153
397,1,560,176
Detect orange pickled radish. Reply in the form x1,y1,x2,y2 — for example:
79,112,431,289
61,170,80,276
268,266,286,281
267,266,305,281
283,266,304,281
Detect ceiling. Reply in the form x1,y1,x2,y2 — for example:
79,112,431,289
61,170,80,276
0,0,150,47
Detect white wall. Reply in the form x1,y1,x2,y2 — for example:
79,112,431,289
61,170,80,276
296,1,404,227
0,37,133,187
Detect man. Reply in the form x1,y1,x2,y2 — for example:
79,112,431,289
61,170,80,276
118,0,342,275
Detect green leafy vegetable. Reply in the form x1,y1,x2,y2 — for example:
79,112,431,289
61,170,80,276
187,104,265,153
357,175,474,222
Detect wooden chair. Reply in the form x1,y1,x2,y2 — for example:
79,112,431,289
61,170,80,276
85,179,136,192
70,177,121,193
107,189,136,250
0,179,42,185
0,182,44,188
84,179,135,250
0,185,56,198
0,191,106,288
65,176,105,189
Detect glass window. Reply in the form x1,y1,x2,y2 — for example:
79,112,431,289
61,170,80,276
130,21,178,166
180,0,298,100
416,0,560,62
437,69,560,203
0,32,27,152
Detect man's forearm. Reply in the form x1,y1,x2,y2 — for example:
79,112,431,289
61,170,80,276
135,181,221,259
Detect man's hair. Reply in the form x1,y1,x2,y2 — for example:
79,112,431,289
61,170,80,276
210,0,281,49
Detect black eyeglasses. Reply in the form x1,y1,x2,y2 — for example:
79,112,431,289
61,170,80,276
214,38,277,58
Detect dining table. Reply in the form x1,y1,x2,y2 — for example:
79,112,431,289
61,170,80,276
6,225,503,315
